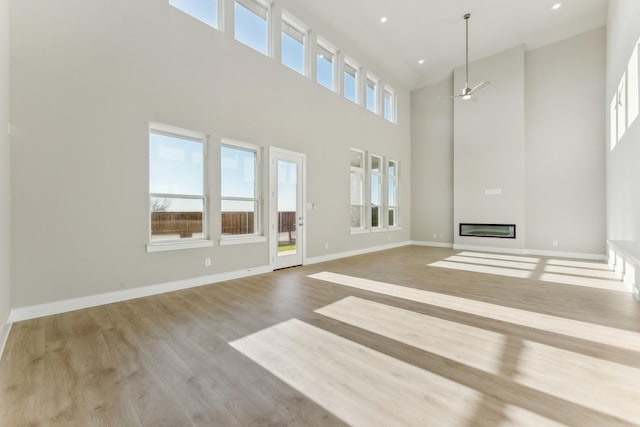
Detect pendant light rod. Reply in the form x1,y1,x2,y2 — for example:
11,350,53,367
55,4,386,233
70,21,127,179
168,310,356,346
464,13,470,89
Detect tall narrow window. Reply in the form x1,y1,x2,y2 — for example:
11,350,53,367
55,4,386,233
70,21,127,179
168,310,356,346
388,159,399,227
149,124,207,245
235,0,269,55
281,12,307,75
317,37,336,91
611,97,618,150
344,58,359,103
221,141,262,238
617,76,627,140
366,74,378,113
169,0,219,29
628,43,639,127
370,154,383,229
350,149,365,231
383,85,396,122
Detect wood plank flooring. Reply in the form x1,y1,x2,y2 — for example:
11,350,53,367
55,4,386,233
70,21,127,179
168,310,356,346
1,246,640,426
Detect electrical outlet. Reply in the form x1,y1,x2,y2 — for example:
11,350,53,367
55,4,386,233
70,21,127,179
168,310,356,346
205,257,211,267
325,243,329,249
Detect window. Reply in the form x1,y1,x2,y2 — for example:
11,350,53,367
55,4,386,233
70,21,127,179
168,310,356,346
370,154,383,229
221,141,262,239
350,149,365,231
281,12,307,75
169,0,219,29
317,37,336,91
387,159,399,227
617,76,627,140
611,97,618,150
383,85,396,122
628,42,639,128
344,57,359,103
234,0,269,55
366,74,378,113
148,123,210,251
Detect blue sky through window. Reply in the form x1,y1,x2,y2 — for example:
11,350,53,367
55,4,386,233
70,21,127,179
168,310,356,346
344,69,357,102
169,0,218,28
282,32,304,74
277,160,297,211
317,55,333,90
149,132,204,212
384,95,392,121
366,83,376,112
235,1,268,55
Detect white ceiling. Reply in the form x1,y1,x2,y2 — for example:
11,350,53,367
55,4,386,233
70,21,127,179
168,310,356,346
294,0,609,90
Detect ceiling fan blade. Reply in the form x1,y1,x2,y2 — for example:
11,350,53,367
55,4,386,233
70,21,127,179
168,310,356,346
469,81,491,94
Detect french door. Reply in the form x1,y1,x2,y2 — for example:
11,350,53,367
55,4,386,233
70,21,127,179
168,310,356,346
269,147,305,269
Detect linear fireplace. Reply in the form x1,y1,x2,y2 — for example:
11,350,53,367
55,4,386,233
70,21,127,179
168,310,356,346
459,223,516,239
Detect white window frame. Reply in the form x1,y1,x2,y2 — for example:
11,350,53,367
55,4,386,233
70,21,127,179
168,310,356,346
387,158,399,229
343,56,360,104
366,73,379,114
369,153,384,231
169,0,222,30
220,139,266,245
350,148,366,233
281,11,308,76
147,122,213,253
316,36,337,91
383,85,397,123
234,0,272,56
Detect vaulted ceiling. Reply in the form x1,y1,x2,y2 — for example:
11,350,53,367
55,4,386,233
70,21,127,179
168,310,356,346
294,0,609,90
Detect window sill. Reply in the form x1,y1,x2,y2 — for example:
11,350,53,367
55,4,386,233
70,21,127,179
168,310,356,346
389,226,402,231
371,227,386,233
147,240,214,253
219,235,267,246
350,228,370,235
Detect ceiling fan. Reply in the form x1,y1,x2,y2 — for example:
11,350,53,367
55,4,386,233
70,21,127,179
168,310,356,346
446,13,490,101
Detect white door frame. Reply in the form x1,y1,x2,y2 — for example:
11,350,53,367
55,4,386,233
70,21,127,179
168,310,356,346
269,146,306,269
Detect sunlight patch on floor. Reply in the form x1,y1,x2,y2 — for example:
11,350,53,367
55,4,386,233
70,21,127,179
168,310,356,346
446,255,538,271
429,252,623,293
230,318,564,427
308,271,640,352
316,297,640,425
231,318,482,426
540,272,628,292
457,252,540,263
547,258,612,270
429,260,533,279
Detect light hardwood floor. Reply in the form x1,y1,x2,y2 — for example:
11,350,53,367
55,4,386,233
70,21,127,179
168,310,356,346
1,246,640,426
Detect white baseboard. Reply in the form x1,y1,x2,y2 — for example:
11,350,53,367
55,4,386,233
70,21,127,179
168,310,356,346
0,310,12,362
452,244,606,261
10,265,273,322
304,241,412,265
411,241,454,249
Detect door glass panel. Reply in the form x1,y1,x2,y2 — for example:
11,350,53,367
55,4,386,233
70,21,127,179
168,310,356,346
277,160,297,256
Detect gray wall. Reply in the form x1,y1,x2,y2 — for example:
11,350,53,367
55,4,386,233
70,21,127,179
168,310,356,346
525,28,606,254
10,0,411,307
410,77,453,244
0,0,10,323
606,0,640,250
411,30,606,256
454,46,526,250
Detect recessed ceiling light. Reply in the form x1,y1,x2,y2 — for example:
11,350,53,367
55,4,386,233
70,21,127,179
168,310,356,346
552,3,562,10
418,59,425,65
380,16,388,23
